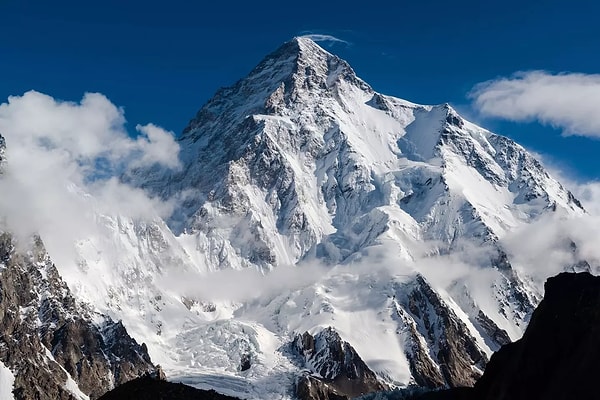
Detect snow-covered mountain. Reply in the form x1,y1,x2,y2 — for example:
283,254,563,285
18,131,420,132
0,37,590,399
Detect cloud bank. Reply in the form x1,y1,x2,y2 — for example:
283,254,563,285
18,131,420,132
470,71,600,138
0,90,180,248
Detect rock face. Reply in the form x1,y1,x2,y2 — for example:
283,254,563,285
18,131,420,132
0,134,5,167
0,233,155,399
394,276,487,388
471,272,600,400
292,328,386,400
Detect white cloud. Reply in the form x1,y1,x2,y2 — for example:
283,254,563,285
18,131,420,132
523,150,600,217
133,123,181,170
299,33,349,45
501,213,600,286
0,90,179,247
161,262,328,303
470,71,600,138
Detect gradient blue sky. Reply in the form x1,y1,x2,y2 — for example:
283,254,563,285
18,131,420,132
1,0,599,180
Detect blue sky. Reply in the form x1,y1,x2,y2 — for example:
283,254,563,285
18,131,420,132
1,0,599,180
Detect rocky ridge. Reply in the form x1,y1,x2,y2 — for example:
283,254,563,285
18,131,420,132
0,202,155,398
471,271,600,400
361,272,600,400
292,328,386,399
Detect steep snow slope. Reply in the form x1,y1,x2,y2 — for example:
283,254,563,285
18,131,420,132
32,37,587,398
0,361,15,400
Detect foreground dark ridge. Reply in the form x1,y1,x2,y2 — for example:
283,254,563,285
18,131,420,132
383,272,600,400
471,271,600,400
97,375,241,400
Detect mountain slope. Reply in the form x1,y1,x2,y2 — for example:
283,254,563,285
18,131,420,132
17,37,589,399
0,232,155,399
0,133,156,399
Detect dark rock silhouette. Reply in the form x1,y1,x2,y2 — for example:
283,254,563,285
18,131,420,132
471,271,600,400
98,375,241,400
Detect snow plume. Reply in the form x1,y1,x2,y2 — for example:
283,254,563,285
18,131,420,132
470,71,600,138
0,90,180,248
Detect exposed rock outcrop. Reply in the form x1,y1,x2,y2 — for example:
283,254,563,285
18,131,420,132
367,272,600,400
396,275,488,388
292,328,387,400
0,233,155,399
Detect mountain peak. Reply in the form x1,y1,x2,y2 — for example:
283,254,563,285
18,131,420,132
37,34,594,400
174,37,583,252
246,36,333,77
292,35,331,54
181,37,367,140
246,35,357,87
271,36,333,59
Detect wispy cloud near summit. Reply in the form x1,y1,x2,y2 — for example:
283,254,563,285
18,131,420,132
299,33,349,46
